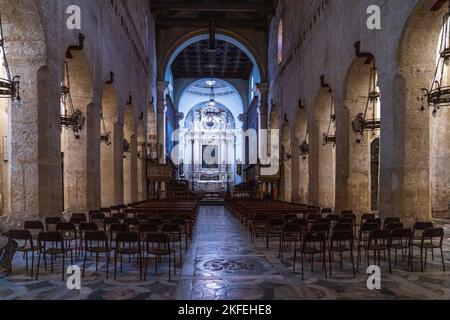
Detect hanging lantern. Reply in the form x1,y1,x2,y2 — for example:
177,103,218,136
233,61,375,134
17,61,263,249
323,96,336,147
422,1,450,114
100,113,111,146
352,60,381,143
0,15,21,108
299,131,309,159
61,61,85,139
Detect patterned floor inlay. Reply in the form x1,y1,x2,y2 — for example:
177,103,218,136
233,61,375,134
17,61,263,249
0,206,449,300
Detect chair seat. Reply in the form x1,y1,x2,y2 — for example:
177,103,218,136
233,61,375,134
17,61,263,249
147,248,173,256
368,245,388,251
17,246,38,253
42,248,71,255
117,248,140,255
390,243,409,250
301,247,322,255
412,243,441,249
331,245,352,252
87,247,110,253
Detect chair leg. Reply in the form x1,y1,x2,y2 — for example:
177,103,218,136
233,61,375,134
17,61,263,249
106,252,110,279
82,253,87,278
114,253,117,280
30,252,35,278
35,253,41,280
301,252,305,281
388,249,392,274
440,248,446,272
350,248,355,277
62,254,65,281
420,247,424,272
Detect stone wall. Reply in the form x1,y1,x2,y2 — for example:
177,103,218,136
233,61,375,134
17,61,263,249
0,0,157,225
269,0,448,219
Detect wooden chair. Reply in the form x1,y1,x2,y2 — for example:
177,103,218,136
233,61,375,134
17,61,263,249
83,231,111,278
114,232,142,280
329,230,355,277
410,228,445,272
143,233,173,281
293,232,327,280
36,232,73,281
6,230,37,277
387,228,411,273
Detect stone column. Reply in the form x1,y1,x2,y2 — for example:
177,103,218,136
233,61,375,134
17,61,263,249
114,121,124,204
156,81,169,164
257,83,269,162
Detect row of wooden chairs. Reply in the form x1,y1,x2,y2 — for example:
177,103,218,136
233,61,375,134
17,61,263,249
6,220,186,282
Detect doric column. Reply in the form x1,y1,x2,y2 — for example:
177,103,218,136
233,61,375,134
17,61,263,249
156,81,169,164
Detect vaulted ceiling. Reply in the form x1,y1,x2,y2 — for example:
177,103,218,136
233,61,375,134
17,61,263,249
171,40,253,79
150,0,277,30
151,0,277,80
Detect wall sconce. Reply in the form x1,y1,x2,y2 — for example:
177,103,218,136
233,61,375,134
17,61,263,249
0,15,21,108
100,113,111,146
61,61,85,139
300,131,309,159
323,96,336,147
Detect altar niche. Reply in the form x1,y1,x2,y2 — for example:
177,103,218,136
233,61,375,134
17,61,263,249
179,100,239,193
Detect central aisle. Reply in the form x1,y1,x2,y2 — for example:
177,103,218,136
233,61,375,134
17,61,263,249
176,205,307,300
176,206,450,300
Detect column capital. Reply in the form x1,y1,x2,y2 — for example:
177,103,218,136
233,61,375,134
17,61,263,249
157,81,170,92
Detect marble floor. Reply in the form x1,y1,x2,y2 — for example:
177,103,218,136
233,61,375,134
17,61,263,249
1,206,449,300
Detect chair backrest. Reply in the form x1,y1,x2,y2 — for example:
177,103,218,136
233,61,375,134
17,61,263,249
385,222,404,231
365,218,382,228
361,213,375,222
139,223,158,233
147,218,162,226
316,218,331,226
290,218,307,227
7,229,33,242
321,208,333,215
383,217,401,228
145,232,170,244
45,217,62,225
303,231,327,244
360,221,380,233
104,217,120,226
341,210,353,216
326,214,340,222
84,231,108,242
136,214,149,221
389,228,412,242
311,223,329,234
90,213,105,221
124,218,139,226
24,220,44,231
268,218,284,227
422,228,444,243
413,221,434,232
161,223,181,233
100,207,111,214
283,224,303,233
112,213,126,220
38,231,63,243
79,222,99,232
110,223,129,233
115,232,139,243
72,213,87,219
331,230,353,242
307,213,320,221
56,222,76,232
369,229,390,241
171,218,186,226
333,223,353,233
254,214,268,222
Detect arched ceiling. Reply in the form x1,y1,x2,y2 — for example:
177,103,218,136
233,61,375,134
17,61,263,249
171,39,253,79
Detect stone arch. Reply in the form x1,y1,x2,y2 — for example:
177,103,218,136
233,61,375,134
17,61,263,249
281,123,292,202
0,0,47,222
310,88,336,208
396,0,449,219
343,57,381,214
100,84,118,207
61,49,94,214
295,108,309,204
123,104,137,204
161,29,265,82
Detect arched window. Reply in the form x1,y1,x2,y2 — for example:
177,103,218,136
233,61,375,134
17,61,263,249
277,20,283,65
